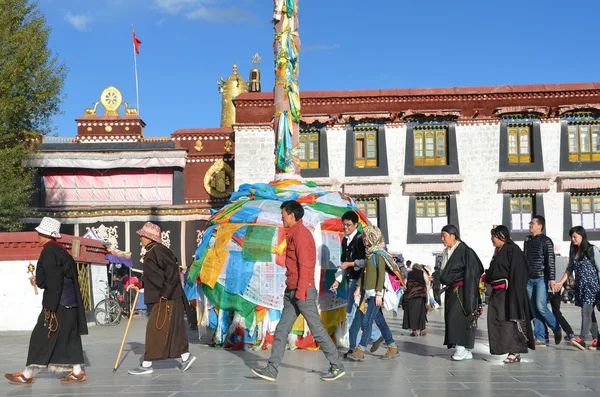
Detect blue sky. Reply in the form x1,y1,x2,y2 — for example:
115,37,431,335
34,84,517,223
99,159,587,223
39,0,600,138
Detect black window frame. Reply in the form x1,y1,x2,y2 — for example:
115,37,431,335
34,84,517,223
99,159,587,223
499,119,544,172
345,124,388,177
502,193,545,241
404,121,459,175
407,194,459,244
299,125,329,178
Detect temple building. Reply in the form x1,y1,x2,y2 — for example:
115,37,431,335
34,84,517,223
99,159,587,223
19,62,600,268
232,83,600,265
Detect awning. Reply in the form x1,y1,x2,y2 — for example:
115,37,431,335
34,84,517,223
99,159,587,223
499,180,550,192
343,184,391,196
559,178,600,190
27,151,187,169
403,182,462,194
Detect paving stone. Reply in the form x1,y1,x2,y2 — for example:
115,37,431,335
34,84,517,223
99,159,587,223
0,305,595,396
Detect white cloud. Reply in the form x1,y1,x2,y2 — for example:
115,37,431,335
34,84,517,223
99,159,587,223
187,6,256,23
64,12,93,32
153,0,207,14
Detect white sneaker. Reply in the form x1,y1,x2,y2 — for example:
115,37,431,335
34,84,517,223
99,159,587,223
451,346,473,361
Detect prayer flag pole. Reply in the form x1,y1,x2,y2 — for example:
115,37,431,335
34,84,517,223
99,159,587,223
273,0,301,177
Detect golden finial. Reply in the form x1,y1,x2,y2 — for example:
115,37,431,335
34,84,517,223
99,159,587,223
252,53,261,66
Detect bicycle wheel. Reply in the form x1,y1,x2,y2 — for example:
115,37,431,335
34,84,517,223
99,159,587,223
94,300,110,325
94,299,122,325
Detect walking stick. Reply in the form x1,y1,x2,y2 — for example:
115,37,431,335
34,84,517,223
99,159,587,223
113,285,140,373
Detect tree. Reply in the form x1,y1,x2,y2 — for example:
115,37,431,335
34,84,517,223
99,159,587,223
0,0,67,231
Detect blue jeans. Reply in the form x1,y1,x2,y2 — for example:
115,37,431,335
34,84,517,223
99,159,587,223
347,279,380,350
527,277,560,342
358,296,395,351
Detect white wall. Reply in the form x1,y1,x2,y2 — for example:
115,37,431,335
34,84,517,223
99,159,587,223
0,260,44,331
234,126,275,189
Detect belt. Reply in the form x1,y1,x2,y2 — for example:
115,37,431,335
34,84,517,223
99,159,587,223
452,281,464,288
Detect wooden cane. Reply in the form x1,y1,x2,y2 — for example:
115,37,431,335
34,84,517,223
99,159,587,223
113,285,140,373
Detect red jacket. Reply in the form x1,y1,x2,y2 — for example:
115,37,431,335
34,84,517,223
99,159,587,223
284,220,316,300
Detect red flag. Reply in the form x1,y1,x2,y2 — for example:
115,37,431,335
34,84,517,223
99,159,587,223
132,28,142,54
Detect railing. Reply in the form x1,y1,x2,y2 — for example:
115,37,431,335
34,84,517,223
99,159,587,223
76,262,92,311
41,136,78,144
141,137,172,142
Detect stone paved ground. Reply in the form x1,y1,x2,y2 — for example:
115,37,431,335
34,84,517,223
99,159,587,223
0,304,598,397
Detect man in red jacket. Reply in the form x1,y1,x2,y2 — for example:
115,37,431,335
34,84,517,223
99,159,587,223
251,200,345,382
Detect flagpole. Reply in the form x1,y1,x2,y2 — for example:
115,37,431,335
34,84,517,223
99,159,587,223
132,25,140,115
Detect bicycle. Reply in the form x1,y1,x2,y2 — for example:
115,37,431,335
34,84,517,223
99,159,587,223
94,281,123,326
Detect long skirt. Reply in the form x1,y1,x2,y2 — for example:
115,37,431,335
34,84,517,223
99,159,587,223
403,297,427,330
444,287,476,349
26,305,84,370
145,297,189,361
487,290,532,355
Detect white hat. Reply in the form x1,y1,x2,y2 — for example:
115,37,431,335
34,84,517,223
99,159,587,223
35,217,61,239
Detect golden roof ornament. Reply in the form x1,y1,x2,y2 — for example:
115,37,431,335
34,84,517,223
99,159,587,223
249,53,261,93
100,86,123,116
83,102,99,117
219,64,248,128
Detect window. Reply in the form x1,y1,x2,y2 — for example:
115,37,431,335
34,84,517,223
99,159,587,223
299,128,320,169
415,196,448,234
507,125,531,163
568,124,600,162
356,198,378,226
571,193,600,230
414,127,447,166
354,126,378,168
509,194,534,232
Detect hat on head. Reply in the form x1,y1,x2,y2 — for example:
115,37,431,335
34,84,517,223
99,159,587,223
35,217,61,239
136,222,162,243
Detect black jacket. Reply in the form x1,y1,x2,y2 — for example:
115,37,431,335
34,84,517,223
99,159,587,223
524,233,555,280
341,232,366,280
143,242,184,304
36,241,88,336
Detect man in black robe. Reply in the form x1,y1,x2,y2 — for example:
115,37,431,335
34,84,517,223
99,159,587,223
440,225,484,361
128,222,196,375
5,217,88,385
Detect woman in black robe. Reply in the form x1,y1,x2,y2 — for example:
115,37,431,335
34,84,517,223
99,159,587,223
5,217,88,385
439,225,484,361
485,226,535,363
402,264,428,336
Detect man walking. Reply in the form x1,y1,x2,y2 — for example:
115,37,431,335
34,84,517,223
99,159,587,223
5,217,88,384
251,200,345,382
128,222,196,375
524,215,562,347
330,211,383,355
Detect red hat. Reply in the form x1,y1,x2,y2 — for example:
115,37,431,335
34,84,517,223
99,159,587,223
136,222,161,243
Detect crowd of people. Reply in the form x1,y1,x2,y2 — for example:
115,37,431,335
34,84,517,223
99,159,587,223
5,206,600,385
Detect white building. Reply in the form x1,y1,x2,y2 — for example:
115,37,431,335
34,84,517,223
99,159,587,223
231,83,600,267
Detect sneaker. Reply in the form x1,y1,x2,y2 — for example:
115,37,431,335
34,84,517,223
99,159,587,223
128,365,153,375
571,336,586,351
452,346,473,361
60,371,86,384
4,371,33,385
370,336,385,353
410,331,418,337
589,338,598,351
535,340,546,348
348,346,365,361
381,345,399,360
565,333,576,342
554,331,562,345
178,355,196,372
321,367,345,381
251,367,276,382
